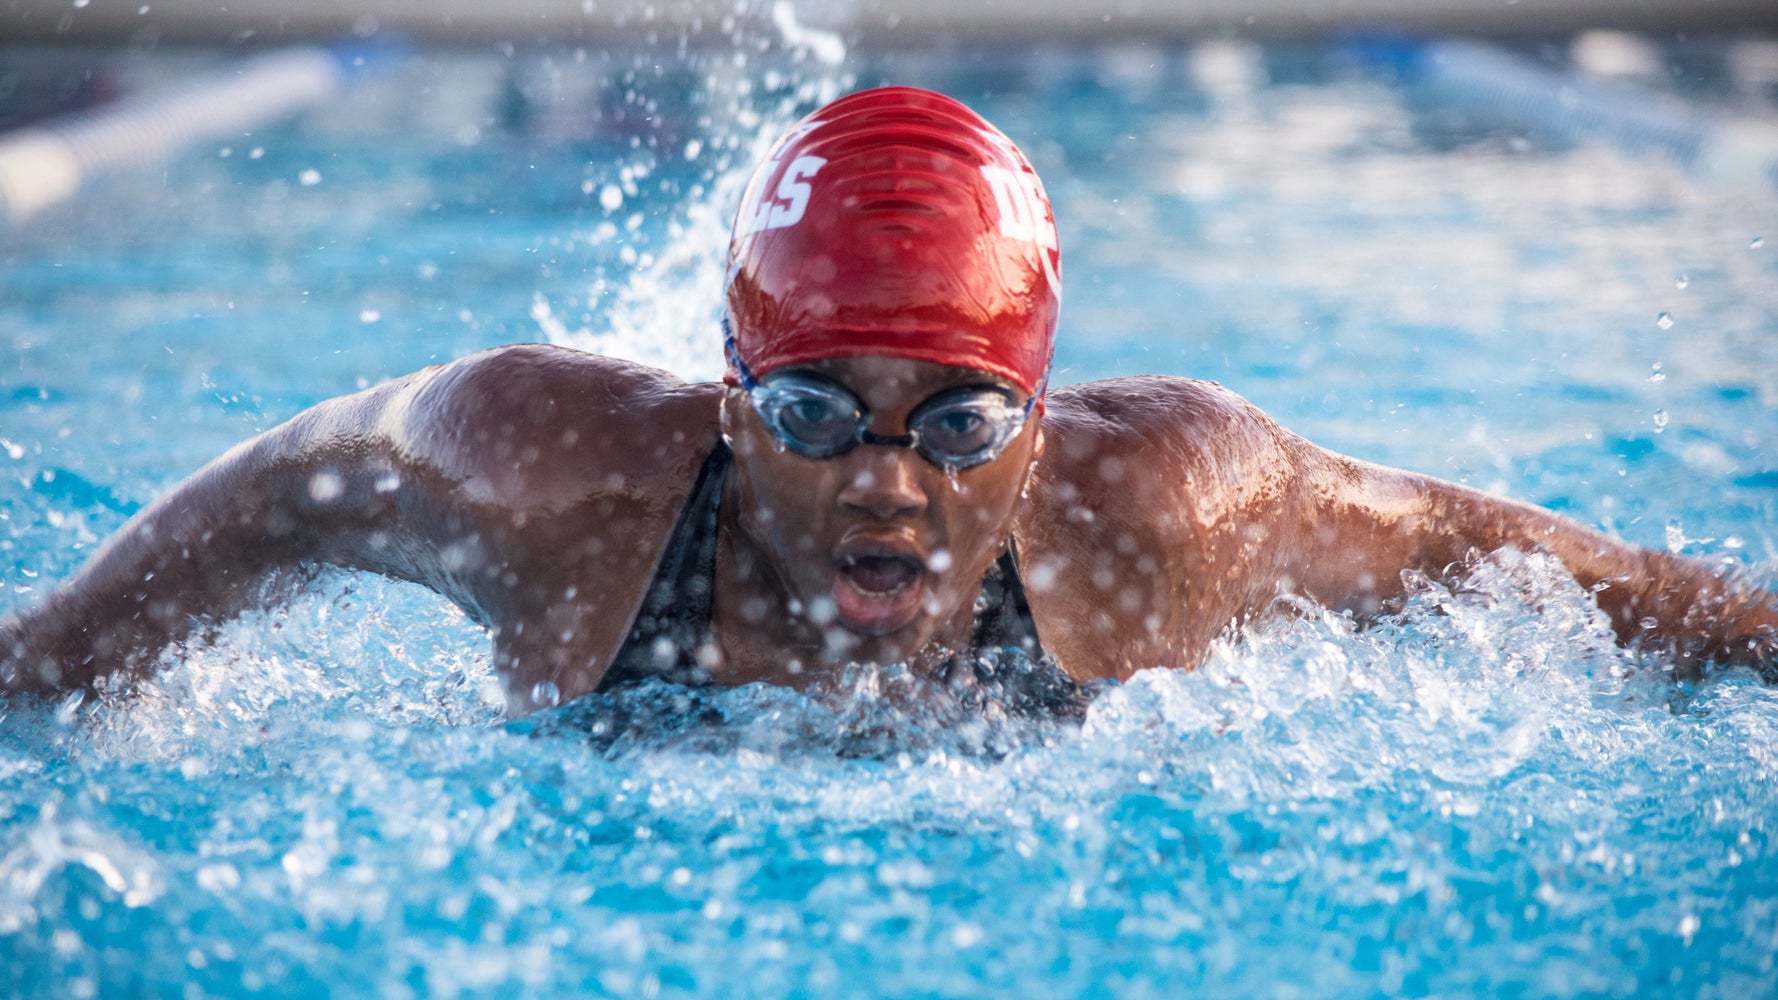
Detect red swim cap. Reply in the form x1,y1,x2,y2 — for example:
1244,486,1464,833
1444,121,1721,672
724,87,1060,396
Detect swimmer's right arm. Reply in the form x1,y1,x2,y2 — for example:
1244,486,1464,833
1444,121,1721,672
2,344,720,706
0,371,457,697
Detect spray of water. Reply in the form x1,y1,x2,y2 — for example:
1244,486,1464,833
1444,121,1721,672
535,4,853,380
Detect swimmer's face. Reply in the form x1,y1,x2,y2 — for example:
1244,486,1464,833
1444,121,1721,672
723,355,1044,665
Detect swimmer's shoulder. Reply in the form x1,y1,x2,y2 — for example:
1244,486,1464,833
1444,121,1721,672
389,344,724,515
1019,376,1292,679
1028,375,1297,532
1020,377,1309,678
1041,375,1286,467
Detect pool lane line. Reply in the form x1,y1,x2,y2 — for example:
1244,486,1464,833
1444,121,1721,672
0,41,404,225
1348,33,1778,194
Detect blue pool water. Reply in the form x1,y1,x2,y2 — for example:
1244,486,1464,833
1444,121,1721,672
4,24,1778,997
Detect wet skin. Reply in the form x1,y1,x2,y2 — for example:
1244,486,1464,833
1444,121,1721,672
2,343,1774,711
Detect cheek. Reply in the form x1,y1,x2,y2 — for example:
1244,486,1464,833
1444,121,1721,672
733,436,840,546
936,468,1027,559
957,446,1034,521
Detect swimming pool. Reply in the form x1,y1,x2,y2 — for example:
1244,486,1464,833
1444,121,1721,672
3,24,1778,997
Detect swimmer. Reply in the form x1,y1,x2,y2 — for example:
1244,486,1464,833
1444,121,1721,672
2,86,1773,712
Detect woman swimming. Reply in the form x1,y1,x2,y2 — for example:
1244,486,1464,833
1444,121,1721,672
3,86,1773,712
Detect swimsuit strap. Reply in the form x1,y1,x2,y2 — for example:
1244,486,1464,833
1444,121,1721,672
945,537,1095,723
973,541,1045,657
601,440,730,689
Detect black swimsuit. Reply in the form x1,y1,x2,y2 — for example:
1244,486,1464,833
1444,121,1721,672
600,441,1090,719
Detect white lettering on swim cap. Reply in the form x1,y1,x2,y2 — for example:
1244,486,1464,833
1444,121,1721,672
740,154,827,234
980,165,1057,250
980,164,1062,302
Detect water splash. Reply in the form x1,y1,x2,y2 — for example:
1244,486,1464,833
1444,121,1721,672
536,5,853,380
3,546,1775,996
517,645,1091,762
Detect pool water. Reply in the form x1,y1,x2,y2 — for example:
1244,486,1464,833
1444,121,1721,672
4,22,1778,997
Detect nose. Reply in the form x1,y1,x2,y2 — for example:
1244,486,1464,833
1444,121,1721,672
836,445,929,519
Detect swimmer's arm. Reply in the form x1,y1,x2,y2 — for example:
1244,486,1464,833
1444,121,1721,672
0,372,478,697
1294,451,1778,673
2,345,719,706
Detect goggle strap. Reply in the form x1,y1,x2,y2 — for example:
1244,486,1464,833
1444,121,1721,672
722,318,759,391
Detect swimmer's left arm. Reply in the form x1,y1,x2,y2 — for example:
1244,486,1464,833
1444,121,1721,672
1292,448,1778,676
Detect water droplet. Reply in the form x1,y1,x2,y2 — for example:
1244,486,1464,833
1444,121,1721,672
54,689,84,726
1645,362,1665,383
307,471,343,502
358,309,381,324
249,147,265,160
1652,409,1668,433
927,549,953,572
1655,312,1673,330
195,863,240,893
299,168,322,187
531,681,561,707
72,0,90,7
1674,274,1689,289
1753,236,1765,249
599,184,624,211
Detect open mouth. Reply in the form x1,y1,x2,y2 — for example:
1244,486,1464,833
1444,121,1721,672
839,554,922,595
831,552,927,635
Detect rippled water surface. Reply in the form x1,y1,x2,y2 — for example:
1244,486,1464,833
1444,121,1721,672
3,21,1778,998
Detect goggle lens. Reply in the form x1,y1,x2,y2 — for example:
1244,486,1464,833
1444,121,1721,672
756,378,866,458
908,389,1025,464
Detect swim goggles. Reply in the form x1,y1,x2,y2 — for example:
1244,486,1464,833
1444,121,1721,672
725,335,1038,472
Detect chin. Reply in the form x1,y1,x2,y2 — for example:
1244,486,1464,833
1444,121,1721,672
825,582,968,667
831,626,938,668
818,610,929,667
